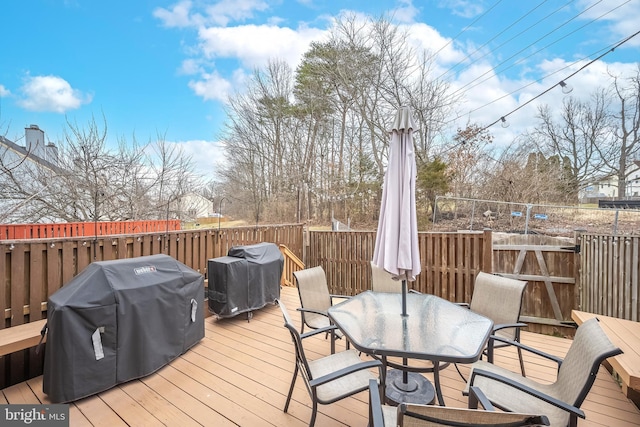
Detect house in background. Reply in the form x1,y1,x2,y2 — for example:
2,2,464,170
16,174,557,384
172,192,214,221
0,124,60,169
0,125,62,222
580,160,640,201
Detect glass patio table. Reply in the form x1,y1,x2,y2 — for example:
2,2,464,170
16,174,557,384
327,290,493,406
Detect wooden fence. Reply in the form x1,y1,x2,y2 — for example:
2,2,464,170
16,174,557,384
1,223,304,328
491,233,579,335
0,220,181,240
308,230,582,336
580,233,640,321
308,230,493,302
0,223,303,388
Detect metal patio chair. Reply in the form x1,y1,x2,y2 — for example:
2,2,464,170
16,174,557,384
463,271,529,376
277,299,383,427
368,379,549,427
465,317,622,427
293,265,349,353
371,261,423,294
371,261,401,293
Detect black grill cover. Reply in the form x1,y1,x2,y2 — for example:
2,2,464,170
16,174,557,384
43,254,205,403
208,242,283,318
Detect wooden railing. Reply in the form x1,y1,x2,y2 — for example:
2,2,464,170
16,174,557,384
279,244,304,287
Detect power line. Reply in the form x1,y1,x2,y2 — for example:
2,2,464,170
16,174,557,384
451,0,611,97
482,28,640,130
435,0,564,82
445,46,601,123
443,0,633,127
431,0,505,59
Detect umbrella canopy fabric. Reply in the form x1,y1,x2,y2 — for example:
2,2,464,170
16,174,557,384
372,106,421,283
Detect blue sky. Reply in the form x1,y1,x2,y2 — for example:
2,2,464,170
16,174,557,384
1,0,639,176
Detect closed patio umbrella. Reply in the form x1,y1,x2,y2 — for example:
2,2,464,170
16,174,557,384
372,106,427,404
372,105,421,316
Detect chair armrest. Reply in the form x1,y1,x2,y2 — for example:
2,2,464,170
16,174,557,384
456,302,470,308
300,325,338,340
408,289,421,294
468,385,495,411
469,368,585,419
492,322,527,333
490,335,563,367
309,359,383,387
330,294,352,304
369,379,385,427
297,307,329,317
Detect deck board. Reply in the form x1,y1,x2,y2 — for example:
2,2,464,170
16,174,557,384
2,285,639,426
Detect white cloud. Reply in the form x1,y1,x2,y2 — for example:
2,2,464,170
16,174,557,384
188,70,233,102
438,0,484,19
576,0,640,47
154,0,271,28
0,84,10,97
153,0,201,28
197,24,326,68
18,75,91,113
404,22,464,66
177,138,227,178
185,22,327,102
392,0,420,24
203,0,270,26
179,58,204,75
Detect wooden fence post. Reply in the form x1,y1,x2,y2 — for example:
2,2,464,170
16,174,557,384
483,228,493,273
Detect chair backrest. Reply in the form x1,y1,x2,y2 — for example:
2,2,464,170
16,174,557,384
276,299,313,383
554,317,622,407
469,272,527,340
371,261,402,293
294,266,332,313
368,379,549,427
398,403,549,427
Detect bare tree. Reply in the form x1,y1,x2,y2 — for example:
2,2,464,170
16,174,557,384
0,116,200,223
601,66,640,198
446,124,493,199
217,15,460,226
479,138,570,205
527,93,612,200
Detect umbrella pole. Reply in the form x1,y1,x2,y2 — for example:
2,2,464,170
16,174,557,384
402,279,408,317
402,280,408,383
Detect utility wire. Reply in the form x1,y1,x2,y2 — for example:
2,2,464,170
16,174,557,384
431,0,505,59
446,0,632,124
436,0,563,82
445,44,609,124
451,0,610,97
482,28,640,130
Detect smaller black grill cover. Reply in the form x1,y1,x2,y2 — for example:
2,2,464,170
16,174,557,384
208,242,283,318
43,254,204,403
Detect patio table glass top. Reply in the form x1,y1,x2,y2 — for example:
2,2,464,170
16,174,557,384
327,290,493,363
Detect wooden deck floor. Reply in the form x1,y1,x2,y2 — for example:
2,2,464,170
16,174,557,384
2,285,640,426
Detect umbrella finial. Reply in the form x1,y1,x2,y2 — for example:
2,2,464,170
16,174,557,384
390,106,418,133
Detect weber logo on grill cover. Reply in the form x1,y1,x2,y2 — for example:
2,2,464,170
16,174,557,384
134,265,157,275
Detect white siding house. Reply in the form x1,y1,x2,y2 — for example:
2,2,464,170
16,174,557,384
581,161,640,200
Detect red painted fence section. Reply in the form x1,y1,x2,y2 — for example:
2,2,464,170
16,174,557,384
0,220,181,240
